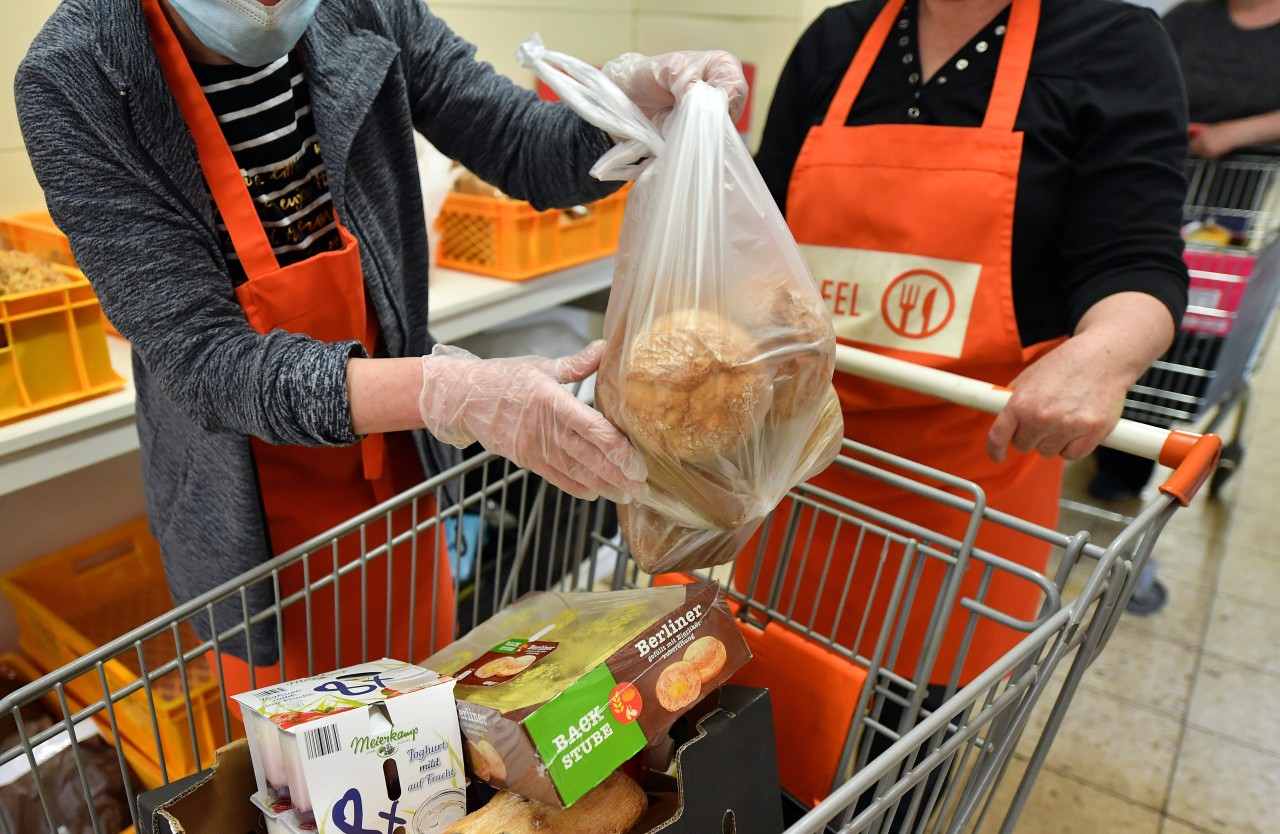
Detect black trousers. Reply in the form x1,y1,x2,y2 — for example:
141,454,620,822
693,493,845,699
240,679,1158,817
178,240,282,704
852,683,952,833
1093,446,1157,494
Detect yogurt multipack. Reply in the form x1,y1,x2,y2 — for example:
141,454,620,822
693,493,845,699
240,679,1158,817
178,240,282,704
233,659,465,833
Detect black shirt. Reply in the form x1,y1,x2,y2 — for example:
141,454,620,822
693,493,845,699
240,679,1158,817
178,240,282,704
1163,0,1280,124
191,53,343,284
755,0,1190,346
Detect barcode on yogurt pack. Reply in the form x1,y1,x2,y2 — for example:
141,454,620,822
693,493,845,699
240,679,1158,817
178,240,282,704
304,725,341,759
258,686,289,699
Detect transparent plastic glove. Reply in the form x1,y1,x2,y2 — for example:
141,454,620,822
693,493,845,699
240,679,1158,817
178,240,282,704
603,50,748,125
419,341,648,502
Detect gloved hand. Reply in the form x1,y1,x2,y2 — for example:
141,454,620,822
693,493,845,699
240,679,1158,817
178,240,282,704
603,50,749,125
419,341,648,502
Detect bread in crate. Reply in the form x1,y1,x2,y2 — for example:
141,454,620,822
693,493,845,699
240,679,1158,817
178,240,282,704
0,211,76,268
0,250,74,294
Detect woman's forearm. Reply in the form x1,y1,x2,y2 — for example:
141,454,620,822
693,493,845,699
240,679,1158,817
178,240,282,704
1071,291,1177,383
1232,109,1280,147
986,291,1176,461
347,357,426,435
1194,110,1280,158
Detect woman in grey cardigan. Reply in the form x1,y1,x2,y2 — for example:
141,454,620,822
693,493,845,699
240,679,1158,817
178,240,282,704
15,0,744,684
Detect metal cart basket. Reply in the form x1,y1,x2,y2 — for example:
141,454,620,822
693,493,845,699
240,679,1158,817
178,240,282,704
0,349,1220,834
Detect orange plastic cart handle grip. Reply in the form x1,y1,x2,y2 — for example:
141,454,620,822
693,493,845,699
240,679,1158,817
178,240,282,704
1157,430,1223,507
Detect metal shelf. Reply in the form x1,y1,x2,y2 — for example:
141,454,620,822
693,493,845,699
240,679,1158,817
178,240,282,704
0,259,614,497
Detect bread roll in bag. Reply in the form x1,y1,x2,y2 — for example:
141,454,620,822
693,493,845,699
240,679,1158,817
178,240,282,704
518,40,839,574
589,84,838,574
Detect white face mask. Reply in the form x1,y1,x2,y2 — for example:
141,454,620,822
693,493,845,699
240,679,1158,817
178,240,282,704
166,0,324,67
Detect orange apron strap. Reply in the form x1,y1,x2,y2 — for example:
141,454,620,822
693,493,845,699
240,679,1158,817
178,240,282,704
144,0,391,492
982,0,1040,131
363,433,389,500
823,0,908,127
823,0,1039,133
140,0,280,277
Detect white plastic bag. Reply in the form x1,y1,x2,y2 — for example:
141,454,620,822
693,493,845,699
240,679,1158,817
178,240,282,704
415,131,461,267
520,36,841,573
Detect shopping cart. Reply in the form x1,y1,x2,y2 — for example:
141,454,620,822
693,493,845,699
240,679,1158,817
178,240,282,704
1069,146,1280,613
0,346,1220,834
1129,146,1280,493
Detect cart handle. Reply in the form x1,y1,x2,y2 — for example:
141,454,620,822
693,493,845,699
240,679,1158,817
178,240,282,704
834,345,1223,507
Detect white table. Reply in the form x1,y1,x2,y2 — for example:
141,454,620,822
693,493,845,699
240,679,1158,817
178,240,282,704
0,259,614,498
427,258,612,343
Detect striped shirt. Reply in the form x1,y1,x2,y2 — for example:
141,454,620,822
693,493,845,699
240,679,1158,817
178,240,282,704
191,53,342,283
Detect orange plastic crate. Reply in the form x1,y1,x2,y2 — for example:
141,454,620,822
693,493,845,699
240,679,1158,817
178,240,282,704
0,265,124,425
437,187,628,280
0,211,76,268
1,212,123,339
0,520,233,784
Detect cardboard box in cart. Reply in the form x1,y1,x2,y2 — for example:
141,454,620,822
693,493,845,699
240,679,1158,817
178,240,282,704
634,687,784,834
140,686,785,834
233,659,466,834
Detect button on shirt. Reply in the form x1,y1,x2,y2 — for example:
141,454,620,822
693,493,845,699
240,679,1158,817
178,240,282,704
896,3,997,121
755,0,1190,346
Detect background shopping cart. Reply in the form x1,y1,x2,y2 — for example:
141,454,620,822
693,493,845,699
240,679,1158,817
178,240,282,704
1131,147,1280,492
1073,146,1280,613
0,349,1219,834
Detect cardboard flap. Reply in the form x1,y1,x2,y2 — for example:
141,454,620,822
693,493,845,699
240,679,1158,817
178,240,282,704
641,687,783,834
161,740,266,834
137,766,210,834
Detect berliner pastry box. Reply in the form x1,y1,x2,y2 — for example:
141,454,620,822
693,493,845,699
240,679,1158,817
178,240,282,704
444,686,784,834
421,583,751,808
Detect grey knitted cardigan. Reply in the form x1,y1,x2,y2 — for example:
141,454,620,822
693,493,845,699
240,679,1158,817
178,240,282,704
15,0,614,661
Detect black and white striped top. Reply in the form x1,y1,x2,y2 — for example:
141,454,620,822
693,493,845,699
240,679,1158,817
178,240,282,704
191,53,342,283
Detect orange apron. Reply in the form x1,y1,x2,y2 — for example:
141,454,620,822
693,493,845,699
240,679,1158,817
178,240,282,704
142,0,454,697
732,0,1063,805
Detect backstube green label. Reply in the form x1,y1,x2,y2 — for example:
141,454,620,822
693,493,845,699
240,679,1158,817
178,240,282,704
522,664,646,805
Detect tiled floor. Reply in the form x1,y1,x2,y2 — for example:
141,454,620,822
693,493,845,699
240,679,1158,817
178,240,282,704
1006,337,1280,832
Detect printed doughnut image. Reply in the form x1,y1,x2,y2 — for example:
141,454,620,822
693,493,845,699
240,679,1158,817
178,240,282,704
465,740,490,781
466,738,506,783
502,655,536,675
475,654,536,679
474,659,504,679
655,661,702,712
683,636,727,683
